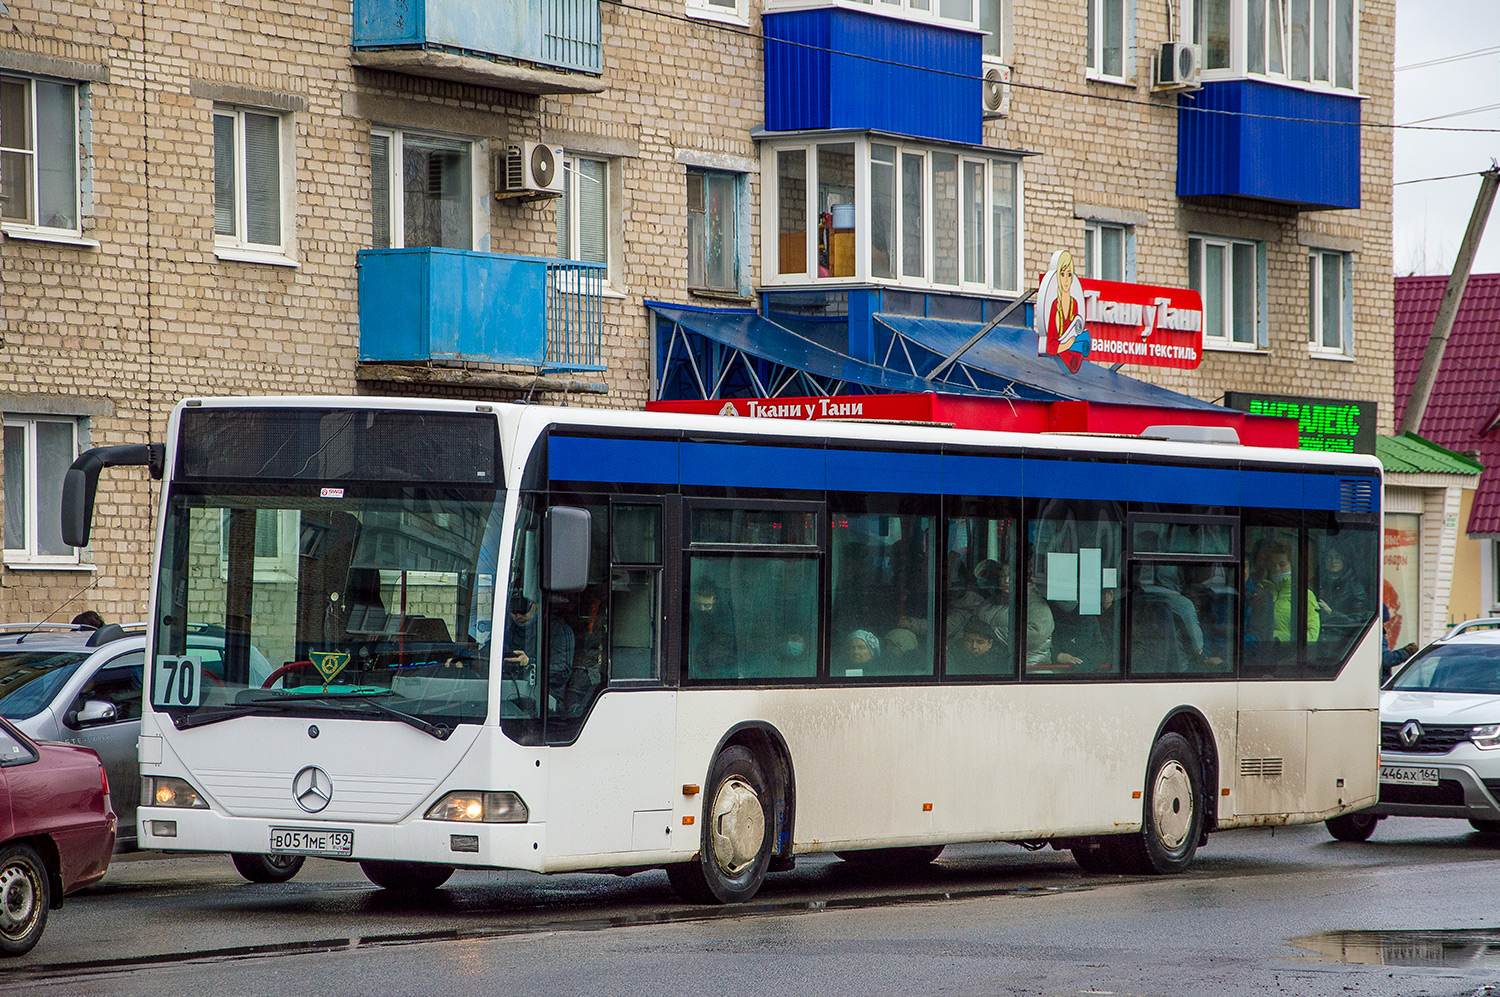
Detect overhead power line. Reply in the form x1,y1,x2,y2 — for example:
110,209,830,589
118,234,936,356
1395,46,1500,72
597,0,1500,135
1395,171,1487,187
1398,103,1500,127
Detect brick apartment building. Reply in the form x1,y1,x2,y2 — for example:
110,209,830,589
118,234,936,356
1,0,1393,620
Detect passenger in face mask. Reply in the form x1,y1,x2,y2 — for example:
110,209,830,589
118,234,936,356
1249,544,1320,644
770,631,813,677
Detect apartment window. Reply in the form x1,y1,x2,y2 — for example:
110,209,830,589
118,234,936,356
1188,235,1262,348
214,106,287,254
558,154,609,274
0,75,80,233
1086,0,1127,81
1192,0,1356,90
1082,221,1129,283
979,0,1012,62
1308,250,1352,354
767,136,1021,294
687,169,740,293
3,416,79,564
371,128,474,250
687,0,747,25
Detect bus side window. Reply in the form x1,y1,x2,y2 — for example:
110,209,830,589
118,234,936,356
1243,517,1305,678
610,504,662,682
1026,499,1123,678
829,496,936,680
942,505,1018,679
549,502,610,740
1306,519,1377,676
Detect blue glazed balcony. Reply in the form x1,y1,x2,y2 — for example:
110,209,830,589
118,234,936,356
352,0,605,95
358,248,605,372
764,9,981,145
1178,80,1360,211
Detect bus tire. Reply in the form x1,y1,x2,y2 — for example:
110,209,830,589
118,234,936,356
359,860,454,892
231,852,306,884
837,846,944,875
0,843,50,957
1119,732,1204,875
666,745,773,904
1326,812,1381,842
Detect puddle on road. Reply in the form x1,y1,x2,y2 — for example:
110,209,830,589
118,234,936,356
1291,929,1500,969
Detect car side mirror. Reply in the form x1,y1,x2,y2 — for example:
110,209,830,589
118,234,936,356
68,699,119,728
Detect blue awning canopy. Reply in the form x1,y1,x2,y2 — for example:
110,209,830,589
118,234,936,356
647,301,1221,411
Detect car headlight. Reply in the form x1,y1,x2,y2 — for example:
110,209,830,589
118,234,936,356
1472,724,1500,750
147,776,210,808
424,791,528,823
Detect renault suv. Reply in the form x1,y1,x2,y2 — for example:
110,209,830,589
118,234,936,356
1326,619,1500,841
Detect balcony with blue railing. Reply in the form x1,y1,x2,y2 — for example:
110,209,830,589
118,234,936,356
358,248,606,373
352,0,605,95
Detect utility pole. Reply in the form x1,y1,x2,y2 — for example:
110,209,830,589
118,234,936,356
1400,165,1500,436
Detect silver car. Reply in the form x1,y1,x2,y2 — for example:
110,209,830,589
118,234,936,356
0,622,301,882
1326,619,1500,841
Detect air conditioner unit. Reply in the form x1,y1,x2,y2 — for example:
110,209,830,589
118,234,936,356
1155,41,1202,89
497,141,564,198
982,61,1012,119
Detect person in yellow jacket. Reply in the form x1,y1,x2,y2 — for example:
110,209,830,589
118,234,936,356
1248,543,1320,643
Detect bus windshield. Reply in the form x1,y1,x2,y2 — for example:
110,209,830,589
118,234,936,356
151,485,505,729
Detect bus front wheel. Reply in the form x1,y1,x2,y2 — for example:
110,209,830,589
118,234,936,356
231,852,305,883
666,745,773,904
1121,732,1204,875
359,860,454,892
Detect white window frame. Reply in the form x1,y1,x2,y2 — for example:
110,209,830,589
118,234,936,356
218,509,300,583
1082,220,1132,283
687,167,745,295
760,134,1023,296
1307,248,1353,357
213,104,294,264
1086,0,1129,83
3,415,81,566
687,0,749,27
558,153,618,289
0,74,82,239
369,126,481,252
1187,0,1359,94
1188,234,1265,351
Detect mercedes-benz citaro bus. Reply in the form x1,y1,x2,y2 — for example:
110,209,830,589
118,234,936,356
61,396,1382,903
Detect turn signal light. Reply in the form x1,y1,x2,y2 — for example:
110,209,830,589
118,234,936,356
148,776,209,809
425,791,529,824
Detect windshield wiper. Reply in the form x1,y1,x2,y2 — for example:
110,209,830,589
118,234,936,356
170,691,454,740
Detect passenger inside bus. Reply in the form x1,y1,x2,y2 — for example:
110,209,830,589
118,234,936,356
1246,543,1320,644
946,618,1013,676
1053,586,1120,673
840,630,881,676
504,593,575,691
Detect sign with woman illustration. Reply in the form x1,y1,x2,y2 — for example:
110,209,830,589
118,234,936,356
1037,249,1205,372
1037,249,1091,372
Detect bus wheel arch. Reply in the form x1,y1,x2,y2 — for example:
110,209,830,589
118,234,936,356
1153,706,1220,837
666,723,796,903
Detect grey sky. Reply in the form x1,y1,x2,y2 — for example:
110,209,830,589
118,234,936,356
1394,0,1500,275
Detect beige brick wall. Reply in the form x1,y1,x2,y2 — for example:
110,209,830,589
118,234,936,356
0,0,1393,617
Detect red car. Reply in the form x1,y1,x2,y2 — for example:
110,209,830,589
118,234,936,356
0,716,114,957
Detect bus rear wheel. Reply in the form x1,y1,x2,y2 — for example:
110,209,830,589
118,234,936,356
1118,732,1204,875
666,745,773,904
1326,812,1380,841
359,860,454,892
231,853,305,883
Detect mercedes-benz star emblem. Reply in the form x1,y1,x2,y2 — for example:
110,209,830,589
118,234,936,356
292,765,333,813
1399,720,1424,748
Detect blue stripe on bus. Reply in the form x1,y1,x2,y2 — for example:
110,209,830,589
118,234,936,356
1024,458,1128,500
549,436,679,485
680,442,826,490
1301,474,1343,512
1128,463,1240,506
1239,470,1302,510
941,455,1025,497
826,449,944,494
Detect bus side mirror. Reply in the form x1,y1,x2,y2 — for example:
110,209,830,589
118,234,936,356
543,506,591,593
61,444,165,548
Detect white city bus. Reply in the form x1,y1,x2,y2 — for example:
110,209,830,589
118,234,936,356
64,396,1382,902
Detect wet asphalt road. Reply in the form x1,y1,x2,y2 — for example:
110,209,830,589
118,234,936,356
8,817,1500,996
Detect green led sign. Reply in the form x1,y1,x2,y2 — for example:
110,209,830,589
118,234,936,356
1224,391,1376,455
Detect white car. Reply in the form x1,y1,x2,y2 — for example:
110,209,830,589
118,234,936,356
1326,619,1500,841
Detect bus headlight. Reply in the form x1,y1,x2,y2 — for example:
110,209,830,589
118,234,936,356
425,791,529,823
148,776,210,808
1471,725,1500,750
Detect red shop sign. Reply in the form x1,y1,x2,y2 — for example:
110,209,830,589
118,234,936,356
1074,276,1204,371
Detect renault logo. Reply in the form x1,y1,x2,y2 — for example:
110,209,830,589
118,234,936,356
1399,720,1424,748
292,766,333,813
